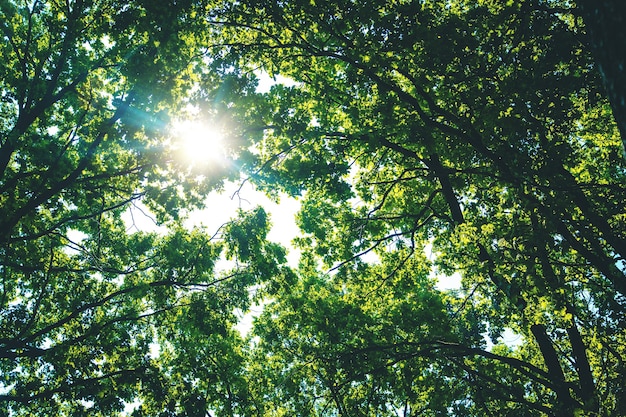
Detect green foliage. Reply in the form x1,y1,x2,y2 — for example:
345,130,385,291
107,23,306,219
204,0,626,415
0,1,286,415
3,0,626,416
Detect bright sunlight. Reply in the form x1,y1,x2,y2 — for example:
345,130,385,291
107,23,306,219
171,119,227,167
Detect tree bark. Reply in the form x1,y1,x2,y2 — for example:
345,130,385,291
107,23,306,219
578,0,626,157
530,323,579,417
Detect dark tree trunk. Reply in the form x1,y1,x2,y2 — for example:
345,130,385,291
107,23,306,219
566,322,597,412
578,0,626,156
530,324,578,417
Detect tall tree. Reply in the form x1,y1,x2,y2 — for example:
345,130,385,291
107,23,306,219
577,0,626,155
205,0,626,415
0,1,286,415
4,0,626,415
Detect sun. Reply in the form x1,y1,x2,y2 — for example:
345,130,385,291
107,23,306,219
171,119,226,166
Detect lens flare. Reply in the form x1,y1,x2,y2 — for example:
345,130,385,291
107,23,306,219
171,120,226,166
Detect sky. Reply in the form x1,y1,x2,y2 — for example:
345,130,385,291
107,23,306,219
186,181,302,265
124,71,302,255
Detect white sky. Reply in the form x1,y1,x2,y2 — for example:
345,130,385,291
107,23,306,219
185,180,302,266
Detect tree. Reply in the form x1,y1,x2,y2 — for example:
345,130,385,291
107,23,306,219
4,0,626,416
577,0,626,156
203,0,626,415
0,1,287,415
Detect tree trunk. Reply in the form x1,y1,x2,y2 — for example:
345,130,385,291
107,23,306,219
530,324,578,417
578,0,626,157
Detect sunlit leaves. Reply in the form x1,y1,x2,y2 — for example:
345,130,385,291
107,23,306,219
4,0,626,415
0,1,283,415
208,0,626,415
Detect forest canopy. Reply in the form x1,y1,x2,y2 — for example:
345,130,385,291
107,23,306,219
1,0,625,416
